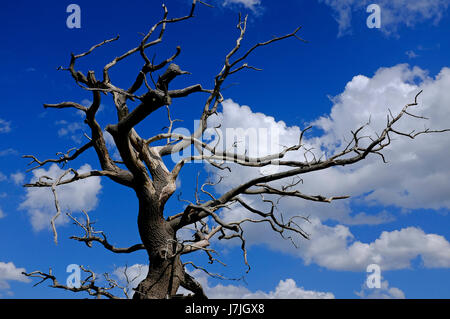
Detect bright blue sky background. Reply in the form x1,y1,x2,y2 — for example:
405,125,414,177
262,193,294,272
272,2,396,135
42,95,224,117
0,0,449,299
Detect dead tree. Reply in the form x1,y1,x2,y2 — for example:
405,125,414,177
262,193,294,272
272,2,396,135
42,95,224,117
22,1,449,299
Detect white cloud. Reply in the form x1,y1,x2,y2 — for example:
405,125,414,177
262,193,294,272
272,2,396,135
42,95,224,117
179,270,334,299
198,63,450,272
405,50,419,59
80,99,91,107
56,121,84,144
223,0,261,11
79,99,105,117
209,64,450,215
113,264,147,289
103,131,122,161
0,172,6,182
356,279,405,299
0,148,18,157
319,0,356,37
0,119,11,133
295,221,450,271
113,264,334,299
202,277,335,299
311,64,450,210
0,262,30,290
201,102,386,227
103,130,115,149
10,172,25,185
215,210,450,271
112,264,147,298
0,207,5,219
319,0,450,36
19,163,102,231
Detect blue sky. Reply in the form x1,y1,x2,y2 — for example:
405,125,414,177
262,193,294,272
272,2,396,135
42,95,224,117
1,0,450,299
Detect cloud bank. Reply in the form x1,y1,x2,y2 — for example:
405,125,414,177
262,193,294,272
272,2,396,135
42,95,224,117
319,0,450,36
113,264,334,299
0,262,30,293
20,164,102,231
203,63,450,272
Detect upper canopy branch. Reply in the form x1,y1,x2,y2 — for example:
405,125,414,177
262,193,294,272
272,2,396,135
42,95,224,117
223,14,305,76
102,0,208,86
158,14,305,158
57,35,120,87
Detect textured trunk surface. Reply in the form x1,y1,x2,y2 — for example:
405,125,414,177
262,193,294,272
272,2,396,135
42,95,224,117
132,197,184,299
133,254,184,299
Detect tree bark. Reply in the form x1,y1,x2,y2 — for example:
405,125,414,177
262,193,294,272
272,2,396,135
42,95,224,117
133,252,184,299
131,188,184,299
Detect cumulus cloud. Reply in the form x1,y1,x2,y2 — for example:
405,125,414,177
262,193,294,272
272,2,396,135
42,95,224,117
356,279,405,299
113,264,334,299
55,120,84,144
405,50,419,59
0,119,11,133
0,148,18,157
293,221,450,271
103,131,122,161
202,100,390,226
10,172,25,185
0,207,5,219
319,0,450,36
200,63,450,272
79,99,105,117
194,274,335,299
19,164,102,231
113,264,147,288
223,0,261,11
0,262,30,291
209,64,450,217
215,207,450,271
311,64,450,210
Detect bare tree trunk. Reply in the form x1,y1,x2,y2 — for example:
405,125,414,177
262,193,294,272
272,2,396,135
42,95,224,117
131,190,184,299
133,250,184,299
